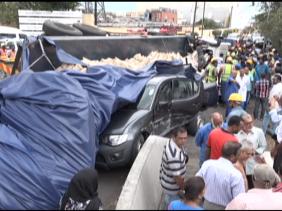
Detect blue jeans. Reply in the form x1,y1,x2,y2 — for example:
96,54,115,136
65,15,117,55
243,91,251,110
164,193,180,210
262,111,271,134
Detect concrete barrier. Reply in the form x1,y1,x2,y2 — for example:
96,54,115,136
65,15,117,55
116,135,168,210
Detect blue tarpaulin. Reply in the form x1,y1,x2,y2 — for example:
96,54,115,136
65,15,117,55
0,36,187,209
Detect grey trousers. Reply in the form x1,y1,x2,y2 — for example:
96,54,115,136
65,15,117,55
203,199,226,210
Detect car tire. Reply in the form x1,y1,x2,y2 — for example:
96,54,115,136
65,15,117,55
130,135,145,165
73,23,108,36
43,20,83,36
187,115,202,136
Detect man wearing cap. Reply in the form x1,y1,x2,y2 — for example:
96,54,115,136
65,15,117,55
224,68,241,116
226,93,247,122
205,58,218,83
226,164,281,210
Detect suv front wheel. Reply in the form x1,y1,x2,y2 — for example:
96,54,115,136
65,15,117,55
130,134,145,165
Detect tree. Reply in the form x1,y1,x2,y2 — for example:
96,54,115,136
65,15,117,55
195,18,222,29
0,2,80,27
212,30,222,38
254,2,282,53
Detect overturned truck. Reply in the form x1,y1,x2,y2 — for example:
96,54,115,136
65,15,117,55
0,35,217,209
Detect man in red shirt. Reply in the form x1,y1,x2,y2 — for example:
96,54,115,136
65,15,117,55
206,115,242,160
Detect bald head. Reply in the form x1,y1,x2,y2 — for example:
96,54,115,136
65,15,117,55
242,113,254,133
242,113,253,122
211,112,223,128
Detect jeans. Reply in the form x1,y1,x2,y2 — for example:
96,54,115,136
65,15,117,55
253,97,267,120
163,193,181,210
244,91,251,110
220,81,227,103
262,111,271,134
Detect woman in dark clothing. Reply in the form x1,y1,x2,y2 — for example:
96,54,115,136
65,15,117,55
59,168,103,210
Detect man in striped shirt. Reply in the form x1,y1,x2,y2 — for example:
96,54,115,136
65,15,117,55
160,127,189,209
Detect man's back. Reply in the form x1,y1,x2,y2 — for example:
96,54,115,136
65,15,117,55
226,189,282,210
195,122,213,164
207,128,238,159
227,107,247,123
196,158,245,207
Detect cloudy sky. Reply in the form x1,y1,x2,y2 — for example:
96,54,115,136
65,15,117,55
104,1,262,28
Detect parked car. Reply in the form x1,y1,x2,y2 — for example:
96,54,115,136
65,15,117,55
96,73,216,169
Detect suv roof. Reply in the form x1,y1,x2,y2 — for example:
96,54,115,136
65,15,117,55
147,74,187,86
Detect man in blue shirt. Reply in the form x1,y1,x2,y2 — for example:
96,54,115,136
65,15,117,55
195,112,223,167
225,66,241,117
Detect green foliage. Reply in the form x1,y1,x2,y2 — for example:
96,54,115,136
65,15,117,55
255,2,282,53
222,29,233,38
195,18,222,29
0,2,79,27
212,30,222,38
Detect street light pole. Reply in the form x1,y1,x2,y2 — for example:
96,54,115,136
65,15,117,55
201,2,206,37
94,2,97,25
192,1,198,39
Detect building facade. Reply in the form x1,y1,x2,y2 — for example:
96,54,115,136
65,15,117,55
146,8,177,24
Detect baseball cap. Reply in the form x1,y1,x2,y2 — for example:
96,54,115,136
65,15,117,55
253,164,280,186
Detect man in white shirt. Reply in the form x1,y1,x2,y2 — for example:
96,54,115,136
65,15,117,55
236,66,250,110
236,113,267,189
196,141,244,210
269,82,282,144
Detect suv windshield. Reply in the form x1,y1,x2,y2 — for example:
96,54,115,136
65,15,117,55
137,84,156,110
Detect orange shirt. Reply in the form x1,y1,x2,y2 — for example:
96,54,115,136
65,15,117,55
207,128,238,159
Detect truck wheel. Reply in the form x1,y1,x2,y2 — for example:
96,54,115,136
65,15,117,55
43,20,83,36
130,135,145,165
73,24,108,36
187,115,202,136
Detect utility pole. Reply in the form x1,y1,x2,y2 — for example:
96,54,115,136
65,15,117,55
201,2,206,37
94,2,97,25
192,2,198,39
229,6,233,28
94,2,107,25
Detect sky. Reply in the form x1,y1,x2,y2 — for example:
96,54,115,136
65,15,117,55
104,1,262,29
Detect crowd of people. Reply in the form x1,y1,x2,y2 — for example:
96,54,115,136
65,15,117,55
0,43,16,78
159,41,282,210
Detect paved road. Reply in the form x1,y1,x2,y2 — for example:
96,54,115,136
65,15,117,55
97,99,272,210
